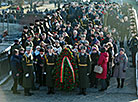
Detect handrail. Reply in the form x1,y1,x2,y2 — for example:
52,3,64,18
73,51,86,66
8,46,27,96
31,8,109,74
133,8,138,96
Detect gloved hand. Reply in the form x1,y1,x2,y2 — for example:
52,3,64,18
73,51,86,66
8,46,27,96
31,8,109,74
25,73,29,78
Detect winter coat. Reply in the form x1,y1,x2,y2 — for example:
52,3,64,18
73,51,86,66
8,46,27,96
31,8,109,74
10,55,22,79
45,53,56,87
113,53,128,79
96,52,109,79
77,53,91,88
22,53,34,88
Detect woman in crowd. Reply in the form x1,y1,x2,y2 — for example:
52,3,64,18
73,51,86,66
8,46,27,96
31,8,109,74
96,47,109,91
113,48,128,88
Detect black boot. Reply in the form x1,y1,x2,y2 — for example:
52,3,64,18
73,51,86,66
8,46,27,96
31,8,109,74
24,88,32,96
47,87,51,94
121,79,125,88
117,78,120,88
82,88,87,95
51,87,55,94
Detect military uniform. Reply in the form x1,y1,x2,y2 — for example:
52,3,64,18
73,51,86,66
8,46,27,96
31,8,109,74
22,50,34,96
45,47,57,94
77,46,91,95
36,54,46,86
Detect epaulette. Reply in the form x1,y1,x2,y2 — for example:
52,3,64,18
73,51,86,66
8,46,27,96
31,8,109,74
77,53,80,63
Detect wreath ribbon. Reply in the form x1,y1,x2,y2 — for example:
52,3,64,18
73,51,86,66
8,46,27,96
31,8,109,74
60,56,75,83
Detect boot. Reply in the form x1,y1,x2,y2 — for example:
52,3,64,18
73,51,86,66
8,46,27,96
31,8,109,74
24,88,32,96
117,78,120,88
51,87,55,94
47,87,51,94
82,88,87,96
121,79,125,88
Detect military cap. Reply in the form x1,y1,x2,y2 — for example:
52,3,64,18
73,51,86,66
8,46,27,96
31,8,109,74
14,39,19,43
35,20,39,22
81,46,87,50
36,46,41,49
29,23,34,26
90,34,95,38
47,45,53,49
40,48,45,52
23,26,28,29
119,48,125,52
55,40,59,43
61,25,66,28
26,46,32,51
66,21,71,25
59,34,63,37
81,34,86,38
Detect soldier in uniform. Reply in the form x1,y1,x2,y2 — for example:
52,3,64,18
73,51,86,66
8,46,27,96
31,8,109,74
22,46,34,96
80,14,89,29
22,26,28,48
77,46,91,95
45,46,56,94
35,48,46,87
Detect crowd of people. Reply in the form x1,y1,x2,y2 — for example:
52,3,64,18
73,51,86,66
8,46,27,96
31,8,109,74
9,1,138,96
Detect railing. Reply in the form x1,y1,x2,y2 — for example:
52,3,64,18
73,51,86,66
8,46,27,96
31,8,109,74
133,8,138,95
136,52,138,95
0,50,10,81
0,38,21,82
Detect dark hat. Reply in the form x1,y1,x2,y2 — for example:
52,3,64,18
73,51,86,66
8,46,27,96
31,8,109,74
29,23,34,26
14,39,19,43
59,34,63,37
40,48,45,52
90,34,95,38
119,48,125,52
47,45,53,49
66,21,71,25
35,20,39,22
61,25,66,28
23,26,28,29
81,46,87,50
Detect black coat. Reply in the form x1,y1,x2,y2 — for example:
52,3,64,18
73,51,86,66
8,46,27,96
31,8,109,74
10,55,22,79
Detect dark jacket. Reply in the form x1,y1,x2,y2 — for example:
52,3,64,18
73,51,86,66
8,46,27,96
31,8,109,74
10,55,22,79
77,53,91,88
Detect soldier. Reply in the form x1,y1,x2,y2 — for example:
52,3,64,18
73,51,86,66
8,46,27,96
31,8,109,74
77,46,91,95
10,49,22,94
35,48,46,87
22,46,34,96
22,26,28,48
45,46,56,94
80,14,89,29
10,39,22,56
